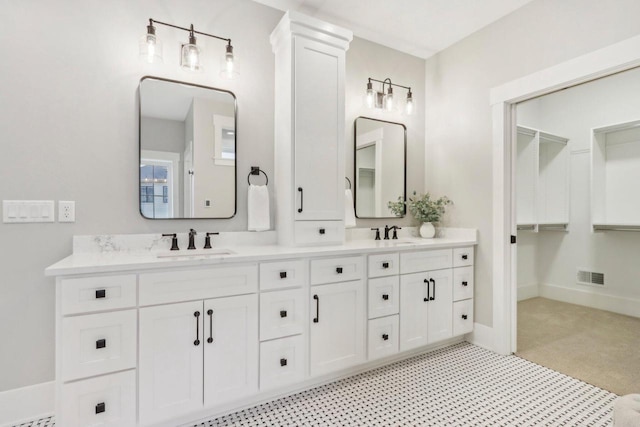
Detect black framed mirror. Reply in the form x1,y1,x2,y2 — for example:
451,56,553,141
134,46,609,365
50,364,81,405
139,76,237,219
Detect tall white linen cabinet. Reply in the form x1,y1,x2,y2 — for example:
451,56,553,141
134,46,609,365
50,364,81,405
271,12,353,246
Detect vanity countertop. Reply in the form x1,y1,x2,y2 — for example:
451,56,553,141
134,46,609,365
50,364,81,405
45,228,477,277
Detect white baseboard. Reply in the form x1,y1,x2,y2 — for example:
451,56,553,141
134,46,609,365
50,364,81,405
517,284,539,301
465,322,493,351
540,283,640,318
0,381,54,427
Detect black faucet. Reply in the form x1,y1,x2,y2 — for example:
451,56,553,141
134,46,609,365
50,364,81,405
371,227,381,240
204,232,219,249
384,225,391,240
162,233,179,251
188,229,197,250
390,226,402,240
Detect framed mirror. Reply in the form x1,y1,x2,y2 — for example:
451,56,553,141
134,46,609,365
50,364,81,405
139,76,237,219
354,117,406,218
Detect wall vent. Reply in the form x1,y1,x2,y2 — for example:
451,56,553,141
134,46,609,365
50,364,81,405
577,269,605,286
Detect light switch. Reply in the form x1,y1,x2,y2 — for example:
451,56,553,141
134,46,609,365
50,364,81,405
3,200,55,223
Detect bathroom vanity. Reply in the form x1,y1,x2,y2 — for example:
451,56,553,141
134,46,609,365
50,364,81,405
46,230,476,427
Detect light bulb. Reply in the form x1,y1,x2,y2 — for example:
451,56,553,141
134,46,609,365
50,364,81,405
181,28,201,72
366,81,375,108
385,86,394,112
405,90,414,115
220,44,239,79
139,21,162,63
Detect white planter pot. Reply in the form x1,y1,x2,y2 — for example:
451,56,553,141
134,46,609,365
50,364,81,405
419,222,436,238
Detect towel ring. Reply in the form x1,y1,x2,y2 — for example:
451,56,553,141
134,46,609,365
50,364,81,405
248,166,269,186
345,177,352,189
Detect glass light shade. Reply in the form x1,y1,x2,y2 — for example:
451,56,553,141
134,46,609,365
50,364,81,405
220,45,239,79
385,92,394,112
405,92,414,115
365,81,375,108
139,33,163,63
181,43,202,72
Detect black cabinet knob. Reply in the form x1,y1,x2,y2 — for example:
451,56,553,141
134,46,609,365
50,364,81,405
95,289,106,299
462,254,468,260
280,358,287,367
382,262,389,269
462,281,468,286
280,310,287,318
96,339,106,349
319,228,326,235
336,267,343,274
280,271,287,279
462,314,468,320
382,334,389,341
382,294,389,301
95,402,105,414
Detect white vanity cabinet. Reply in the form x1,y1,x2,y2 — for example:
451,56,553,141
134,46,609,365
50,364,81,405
271,12,353,246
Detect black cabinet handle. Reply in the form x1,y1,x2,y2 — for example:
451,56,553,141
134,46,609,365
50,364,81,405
319,228,326,235
95,402,105,414
382,262,389,269
313,294,319,323
462,254,468,260
96,339,106,349
95,289,106,299
194,311,201,346
336,267,343,274
423,278,429,302
382,333,389,341
280,271,287,279
280,358,288,367
430,278,436,301
207,309,213,344
462,314,468,320
462,281,468,286
297,187,303,213
382,294,389,301
280,310,287,318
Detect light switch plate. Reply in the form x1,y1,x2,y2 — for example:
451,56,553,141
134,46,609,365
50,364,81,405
58,201,75,223
3,200,55,223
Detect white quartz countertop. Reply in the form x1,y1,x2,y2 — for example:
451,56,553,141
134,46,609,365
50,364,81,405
45,228,477,277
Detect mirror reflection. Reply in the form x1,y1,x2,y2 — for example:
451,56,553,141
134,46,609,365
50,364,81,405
354,117,406,218
139,77,236,219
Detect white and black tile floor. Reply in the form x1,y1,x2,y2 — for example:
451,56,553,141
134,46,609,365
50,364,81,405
16,342,617,427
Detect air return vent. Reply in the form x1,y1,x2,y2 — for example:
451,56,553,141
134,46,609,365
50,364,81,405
577,269,605,286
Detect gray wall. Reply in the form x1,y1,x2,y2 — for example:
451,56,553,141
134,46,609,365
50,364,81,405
0,0,426,391
424,0,640,327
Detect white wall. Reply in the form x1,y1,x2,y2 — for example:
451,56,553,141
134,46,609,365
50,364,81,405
0,0,426,392
424,0,640,327
516,66,640,312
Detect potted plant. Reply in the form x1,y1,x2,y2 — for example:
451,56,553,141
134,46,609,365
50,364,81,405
388,191,453,238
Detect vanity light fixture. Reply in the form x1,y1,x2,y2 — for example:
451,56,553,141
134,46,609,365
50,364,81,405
139,18,237,79
365,78,414,115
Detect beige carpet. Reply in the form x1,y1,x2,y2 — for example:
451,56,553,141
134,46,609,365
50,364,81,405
517,297,640,396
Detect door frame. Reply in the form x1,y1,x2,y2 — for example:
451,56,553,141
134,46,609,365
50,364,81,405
490,34,640,355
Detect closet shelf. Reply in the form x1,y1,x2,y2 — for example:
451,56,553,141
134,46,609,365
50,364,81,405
592,223,640,232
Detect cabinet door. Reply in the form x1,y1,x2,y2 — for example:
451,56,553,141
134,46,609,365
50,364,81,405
294,36,344,221
139,301,203,426
399,272,430,351
203,294,258,406
427,269,453,343
310,280,365,376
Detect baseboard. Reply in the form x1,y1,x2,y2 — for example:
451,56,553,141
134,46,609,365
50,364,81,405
517,284,539,301
0,381,54,427
465,322,493,351
540,283,640,318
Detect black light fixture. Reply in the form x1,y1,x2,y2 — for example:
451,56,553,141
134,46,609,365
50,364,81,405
140,18,237,79
365,77,414,115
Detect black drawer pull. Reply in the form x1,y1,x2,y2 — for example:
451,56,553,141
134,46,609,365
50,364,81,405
207,309,214,344
313,294,319,323
462,281,468,286
194,311,201,346
423,278,429,302
462,254,468,260
319,228,326,235
382,294,389,301
382,262,389,269
297,187,303,213
96,339,106,349
430,278,436,301
382,333,389,341
95,289,106,299
336,267,343,274
280,358,288,367
280,310,287,318
280,271,287,279
462,314,468,320
95,402,105,414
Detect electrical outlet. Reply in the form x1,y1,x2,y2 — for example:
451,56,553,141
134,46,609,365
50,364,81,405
58,201,75,222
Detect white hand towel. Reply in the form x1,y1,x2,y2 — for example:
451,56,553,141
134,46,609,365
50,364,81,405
248,184,270,231
345,189,357,228
613,394,640,427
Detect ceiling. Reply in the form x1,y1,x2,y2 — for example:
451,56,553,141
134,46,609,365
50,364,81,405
253,0,534,58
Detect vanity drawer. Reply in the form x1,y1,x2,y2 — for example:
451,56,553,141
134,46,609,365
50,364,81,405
294,220,344,246
453,247,474,267
453,266,474,301
60,274,137,315
400,249,452,274
260,259,306,291
62,310,137,381
60,370,136,427
260,288,306,341
260,335,307,391
368,276,399,319
367,315,399,361
368,253,399,278
310,255,364,285
139,264,258,306
453,299,474,336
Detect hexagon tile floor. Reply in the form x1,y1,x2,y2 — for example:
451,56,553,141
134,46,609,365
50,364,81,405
14,342,617,427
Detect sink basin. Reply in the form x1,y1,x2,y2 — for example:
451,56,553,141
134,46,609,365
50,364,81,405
157,248,235,258
382,239,422,246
